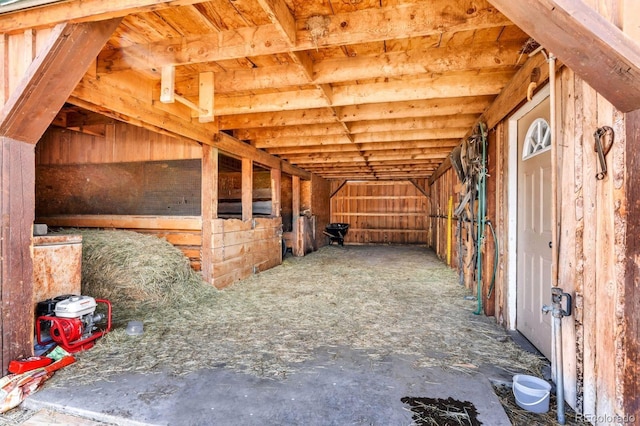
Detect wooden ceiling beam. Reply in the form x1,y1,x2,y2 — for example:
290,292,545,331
304,163,439,172
279,146,456,157
97,2,512,72
490,0,640,112
218,96,492,130
0,0,212,33
280,150,454,164
318,171,437,179
264,139,460,155
213,70,511,116
169,40,523,94
289,152,448,164
235,114,476,140
254,128,468,148
346,115,479,134
219,108,338,130
235,123,348,140
338,96,493,122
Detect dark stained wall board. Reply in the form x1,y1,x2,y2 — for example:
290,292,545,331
36,159,202,217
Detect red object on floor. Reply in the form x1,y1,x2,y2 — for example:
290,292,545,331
8,356,53,374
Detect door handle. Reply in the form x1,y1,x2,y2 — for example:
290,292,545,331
549,241,552,249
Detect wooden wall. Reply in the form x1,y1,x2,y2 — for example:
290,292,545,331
330,180,429,244
428,143,498,318
36,124,201,164
428,66,631,420
555,66,627,419
428,168,459,266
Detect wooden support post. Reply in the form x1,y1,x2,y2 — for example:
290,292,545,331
242,158,253,222
271,167,281,217
623,108,640,420
292,175,301,256
0,137,35,373
201,145,218,285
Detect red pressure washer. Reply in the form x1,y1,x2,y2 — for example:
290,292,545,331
36,295,112,353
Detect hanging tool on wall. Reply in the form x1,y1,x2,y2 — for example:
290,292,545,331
594,126,614,180
449,122,488,313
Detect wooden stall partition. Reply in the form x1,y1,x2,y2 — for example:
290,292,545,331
209,217,282,289
330,180,428,244
36,122,205,269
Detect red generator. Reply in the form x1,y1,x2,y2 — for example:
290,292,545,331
36,295,112,353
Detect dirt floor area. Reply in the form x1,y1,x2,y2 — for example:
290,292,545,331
1,244,584,425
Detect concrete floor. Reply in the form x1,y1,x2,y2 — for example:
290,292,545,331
25,346,511,425
17,245,533,425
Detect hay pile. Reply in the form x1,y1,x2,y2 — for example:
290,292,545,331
50,234,543,387
68,229,208,316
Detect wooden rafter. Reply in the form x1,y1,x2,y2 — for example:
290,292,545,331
0,0,211,32
0,19,122,143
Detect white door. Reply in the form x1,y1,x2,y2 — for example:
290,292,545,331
516,97,552,359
